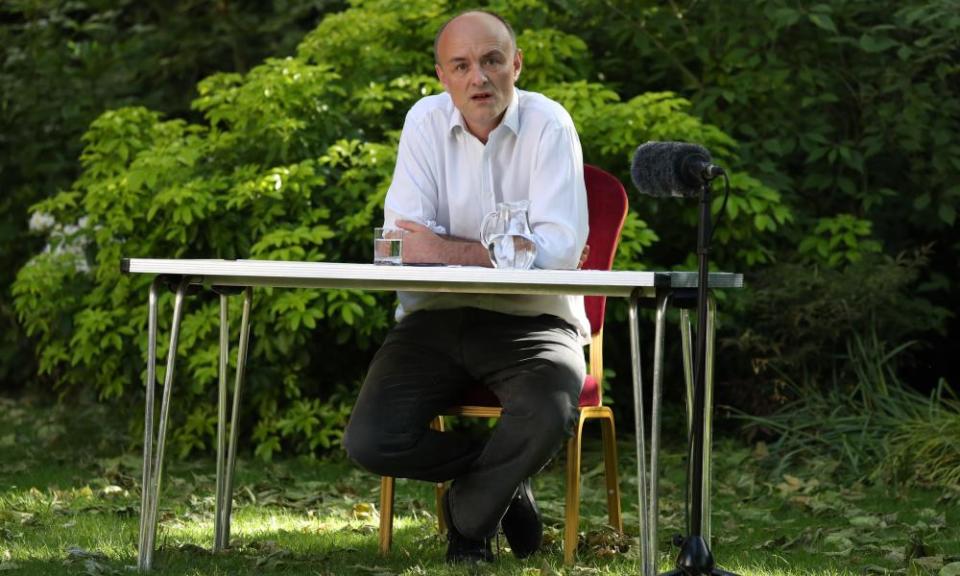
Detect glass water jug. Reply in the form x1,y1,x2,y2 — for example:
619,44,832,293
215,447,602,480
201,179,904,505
479,200,537,269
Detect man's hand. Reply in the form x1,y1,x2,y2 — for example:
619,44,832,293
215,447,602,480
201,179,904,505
578,244,590,269
395,220,444,264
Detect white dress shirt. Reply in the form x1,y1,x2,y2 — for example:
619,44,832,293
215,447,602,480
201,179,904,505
383,88,591,342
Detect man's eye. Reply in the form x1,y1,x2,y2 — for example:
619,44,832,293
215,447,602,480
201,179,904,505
455,63,468,72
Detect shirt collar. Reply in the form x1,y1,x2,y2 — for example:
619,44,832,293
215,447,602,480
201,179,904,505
447,88,521,137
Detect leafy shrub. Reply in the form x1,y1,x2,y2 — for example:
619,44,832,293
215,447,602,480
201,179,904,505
14,0,773,459
740,330,959,488
554,0,960,388
724,247,948,412
0,0,345,390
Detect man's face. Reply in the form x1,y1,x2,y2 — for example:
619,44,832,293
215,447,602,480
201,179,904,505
435,13,522,142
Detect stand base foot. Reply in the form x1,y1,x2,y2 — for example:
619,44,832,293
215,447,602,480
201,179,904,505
658,535,740,576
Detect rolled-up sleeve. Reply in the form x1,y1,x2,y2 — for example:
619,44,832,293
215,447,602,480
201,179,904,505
383,114,437,227
528,123,589,270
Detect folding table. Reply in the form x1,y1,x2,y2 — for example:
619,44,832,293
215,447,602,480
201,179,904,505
121,258,742,574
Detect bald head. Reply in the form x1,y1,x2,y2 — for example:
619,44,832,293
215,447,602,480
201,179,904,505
433,10,517,64
432,9,522,142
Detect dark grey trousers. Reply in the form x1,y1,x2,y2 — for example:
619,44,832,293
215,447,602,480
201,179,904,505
343,307,585,540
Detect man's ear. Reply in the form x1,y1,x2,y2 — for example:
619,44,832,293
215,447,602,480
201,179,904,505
435,63,448,90
512,48,523,82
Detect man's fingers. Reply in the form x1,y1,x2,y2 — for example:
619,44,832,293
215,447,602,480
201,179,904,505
578,244,590,269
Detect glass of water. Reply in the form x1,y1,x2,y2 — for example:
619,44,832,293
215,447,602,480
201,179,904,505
373,227,404,265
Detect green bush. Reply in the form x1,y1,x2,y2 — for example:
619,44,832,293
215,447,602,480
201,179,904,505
557,0,960,387
725,248,948,413
0,0,345,389
739,330,959,488
12,0,778,459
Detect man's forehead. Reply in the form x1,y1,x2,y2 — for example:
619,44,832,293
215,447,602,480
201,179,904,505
437,12,514,57
445,46,508,63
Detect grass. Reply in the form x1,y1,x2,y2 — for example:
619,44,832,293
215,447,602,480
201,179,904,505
1,395,958,575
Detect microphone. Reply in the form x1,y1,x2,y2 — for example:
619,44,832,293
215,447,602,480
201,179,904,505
630,141,725,198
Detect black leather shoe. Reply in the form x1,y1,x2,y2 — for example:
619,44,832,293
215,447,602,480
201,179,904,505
442,490,494,564
501,478,542,558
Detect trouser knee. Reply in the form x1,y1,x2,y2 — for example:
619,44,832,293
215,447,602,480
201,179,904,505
343,415,416,477
504,392,580,456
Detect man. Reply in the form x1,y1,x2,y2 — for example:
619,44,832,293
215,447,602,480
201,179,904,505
343,10,590,563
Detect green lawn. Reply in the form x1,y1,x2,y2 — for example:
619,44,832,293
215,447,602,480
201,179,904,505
1,396,957,575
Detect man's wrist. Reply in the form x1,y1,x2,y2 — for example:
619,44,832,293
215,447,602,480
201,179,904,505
438,237,492,267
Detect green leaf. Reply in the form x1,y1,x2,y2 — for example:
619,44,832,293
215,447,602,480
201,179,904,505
859,34,899,53
939,203,956,226
808,14,838,33
941,562,960,576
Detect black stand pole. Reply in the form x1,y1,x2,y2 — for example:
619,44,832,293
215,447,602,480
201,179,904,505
659,181,738,576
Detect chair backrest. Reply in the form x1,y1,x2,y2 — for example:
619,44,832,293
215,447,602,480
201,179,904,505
582,165,629,335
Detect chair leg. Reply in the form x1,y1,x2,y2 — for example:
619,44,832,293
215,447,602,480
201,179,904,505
435,482,447,534
563,416,586,565
599,411,623,532
379,476,395,555
431,416,447,534
381,414,450,553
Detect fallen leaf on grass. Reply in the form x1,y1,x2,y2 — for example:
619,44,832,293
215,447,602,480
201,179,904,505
534,560,562,576
65,546,106,560
0,552,18,573
822,529,856,554
352,502,379,522
911,556,945,574
579,525,631,558
352,564,397,575
0,462,28,475
99,485,127,499
912,509,947,531
63,547,118,576
776,474,820,497
80,557,118,576
941,562,960,576
255,549,293,570
181,543,212,554
755,526,823,552
849,514,888,529
568,567,602,575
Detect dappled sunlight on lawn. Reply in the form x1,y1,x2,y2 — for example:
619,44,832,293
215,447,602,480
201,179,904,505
1,397,958,575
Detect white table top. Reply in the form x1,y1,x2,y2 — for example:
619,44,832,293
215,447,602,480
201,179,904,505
123,258,742,298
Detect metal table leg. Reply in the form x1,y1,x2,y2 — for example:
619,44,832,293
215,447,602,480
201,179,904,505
214,293,229,551
628,293,653,576
138,277,190,571
648,291,670,572
137,278,160,570
214,287,253,551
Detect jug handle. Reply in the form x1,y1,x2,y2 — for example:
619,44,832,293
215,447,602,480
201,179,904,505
479,206,504,245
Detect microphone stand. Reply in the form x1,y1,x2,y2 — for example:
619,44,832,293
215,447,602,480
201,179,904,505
660,179,738,576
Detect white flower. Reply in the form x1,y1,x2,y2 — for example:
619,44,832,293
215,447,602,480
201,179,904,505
28,211,55,232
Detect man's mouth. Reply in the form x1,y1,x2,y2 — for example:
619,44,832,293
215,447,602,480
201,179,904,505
471,92,493,102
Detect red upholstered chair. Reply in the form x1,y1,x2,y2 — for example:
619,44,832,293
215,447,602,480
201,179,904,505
378,164,629,564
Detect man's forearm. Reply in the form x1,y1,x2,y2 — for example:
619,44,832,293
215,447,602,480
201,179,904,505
436,236,492,267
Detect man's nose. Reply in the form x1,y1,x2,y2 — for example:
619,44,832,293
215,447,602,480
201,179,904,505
470,67,488,85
